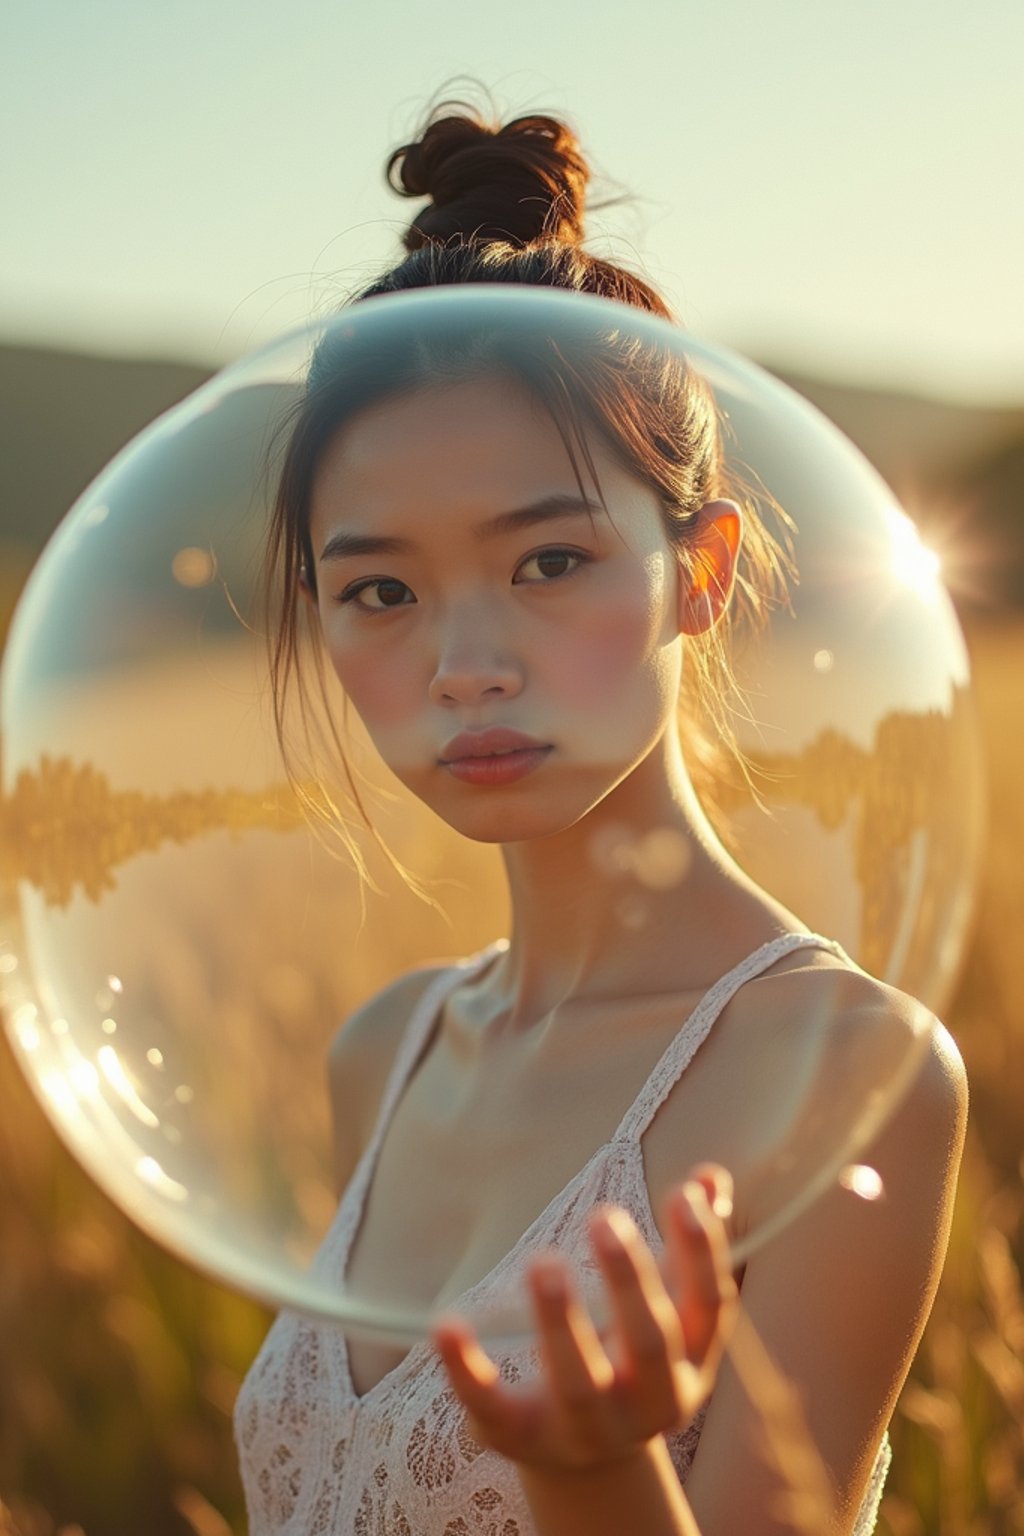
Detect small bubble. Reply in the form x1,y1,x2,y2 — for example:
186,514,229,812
107,975,124,994
174,1084,194,1105
163,1123,182,1145
146,1047,164,1067
51,1017,69,1036
101,1017,117,1035
813,648,834,673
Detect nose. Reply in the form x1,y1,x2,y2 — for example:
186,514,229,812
427,600,524,708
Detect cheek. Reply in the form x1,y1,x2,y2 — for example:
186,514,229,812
548,563,678,709
323,637,418,730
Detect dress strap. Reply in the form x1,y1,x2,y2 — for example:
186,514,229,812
613,932,852,1145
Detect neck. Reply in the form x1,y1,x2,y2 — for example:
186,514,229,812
494,729,780,1025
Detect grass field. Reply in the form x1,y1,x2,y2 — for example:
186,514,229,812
1,615,1022,1536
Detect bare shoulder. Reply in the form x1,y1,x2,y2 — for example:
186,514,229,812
326,960,454,1194
815,953,966,1111
751,952,969,1228
750,947,967,1131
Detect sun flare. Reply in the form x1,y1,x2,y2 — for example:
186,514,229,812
886,507,943,601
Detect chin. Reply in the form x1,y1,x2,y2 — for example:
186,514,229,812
447,813,577,846
393,761,631,846
430,788,609,847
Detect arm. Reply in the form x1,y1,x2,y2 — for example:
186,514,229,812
681,1020,967,1535
518,1438,700,1536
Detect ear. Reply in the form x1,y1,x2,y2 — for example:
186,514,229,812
678,500,743,636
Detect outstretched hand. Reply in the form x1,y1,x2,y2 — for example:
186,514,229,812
432,1166,738,1475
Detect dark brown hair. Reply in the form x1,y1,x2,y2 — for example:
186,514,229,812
263,102,795,870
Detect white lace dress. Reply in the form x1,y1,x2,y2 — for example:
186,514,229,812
235,932,892,1534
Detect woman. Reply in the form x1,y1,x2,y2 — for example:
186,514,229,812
234,103,967,1535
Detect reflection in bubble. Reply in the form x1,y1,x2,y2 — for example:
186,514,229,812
98,1045,160,1129
136,1156,188,1202
14,1005,40,1052
69,1059,99,1098
39,1070,79,1121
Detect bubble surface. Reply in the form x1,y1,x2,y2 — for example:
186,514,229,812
0,287,982,1341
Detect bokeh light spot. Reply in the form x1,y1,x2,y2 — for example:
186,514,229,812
839,1163,885,1201
172,546,217,588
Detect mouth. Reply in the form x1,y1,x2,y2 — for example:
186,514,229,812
439,728,550,764
438,729,553,787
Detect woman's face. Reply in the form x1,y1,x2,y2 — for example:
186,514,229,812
308,374,688,844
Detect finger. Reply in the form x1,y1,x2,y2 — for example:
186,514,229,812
432,1315,538,1446
589,1208,686,1429
645,1162,732,1301
664,1182,738,1370
685,1161,734,1222
528,1258,615,1424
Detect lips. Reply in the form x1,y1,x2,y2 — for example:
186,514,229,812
439,728,550,764
438,728,553,787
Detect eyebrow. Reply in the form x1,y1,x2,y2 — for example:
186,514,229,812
318,494,604,563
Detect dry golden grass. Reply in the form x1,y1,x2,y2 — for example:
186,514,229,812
873,617,1024,1536
1,614,1022,1536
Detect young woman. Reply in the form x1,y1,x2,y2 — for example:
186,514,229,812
233,105,967,1536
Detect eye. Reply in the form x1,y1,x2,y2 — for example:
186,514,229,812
513,547,589,584
337,577,415,612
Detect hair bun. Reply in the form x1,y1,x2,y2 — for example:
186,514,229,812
387,107,590,251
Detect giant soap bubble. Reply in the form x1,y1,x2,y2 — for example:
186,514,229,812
0,287,982,1343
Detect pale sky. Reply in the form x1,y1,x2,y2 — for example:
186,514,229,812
2,0,1022,403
